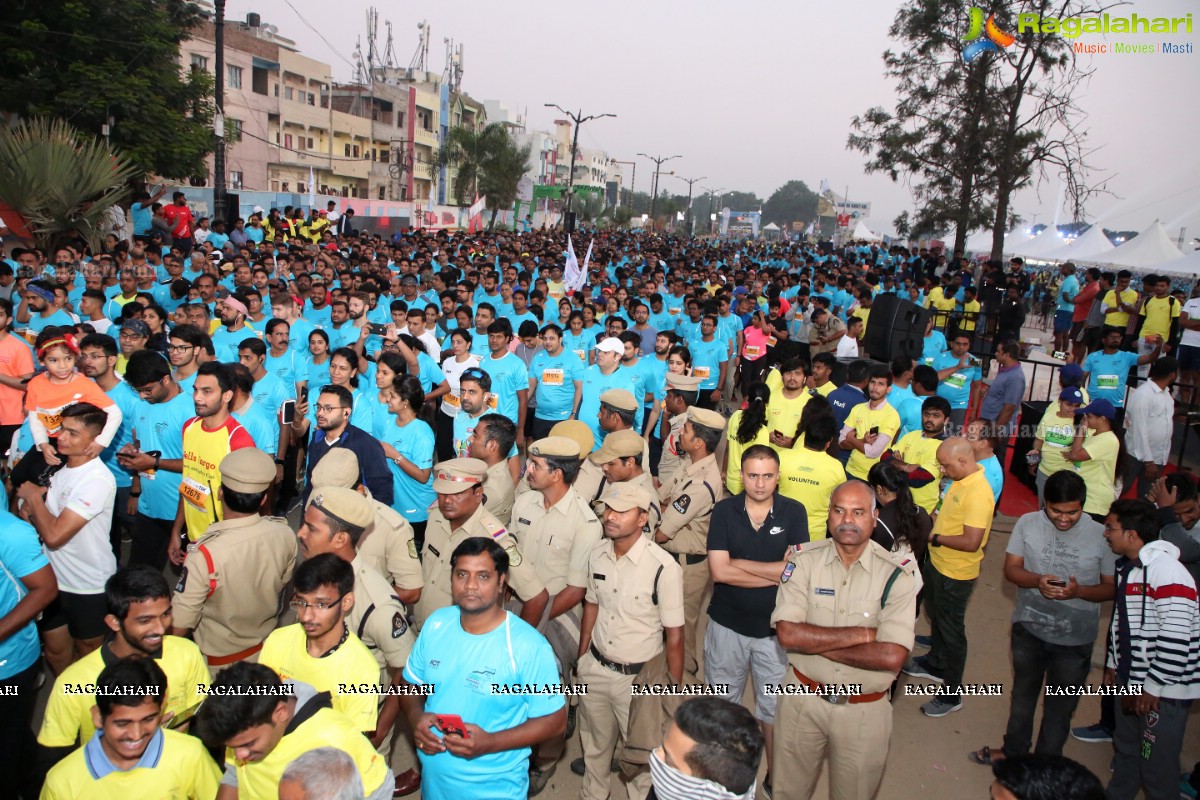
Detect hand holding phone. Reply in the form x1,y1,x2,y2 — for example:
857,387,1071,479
436,714,469,738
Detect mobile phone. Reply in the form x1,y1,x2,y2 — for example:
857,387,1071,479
280,399,296,426
299,386,308,403
869,426,879,436
1047,579,1066,588
367,323,390,336
436,714,469,738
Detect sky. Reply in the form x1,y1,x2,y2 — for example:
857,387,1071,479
226,0,1200,241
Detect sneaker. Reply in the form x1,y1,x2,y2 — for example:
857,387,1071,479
921,697,962,717
914,634,932,648
528,763,556,797
1180,773,1198,799
901,656,945,684
1070,723,1113,743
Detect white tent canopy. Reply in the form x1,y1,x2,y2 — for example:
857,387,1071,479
1013,226,1066,259
1149,248,1200,278
1038,224,1115,263
762,222,780,231
1090,220,1185,269
852,220,882,241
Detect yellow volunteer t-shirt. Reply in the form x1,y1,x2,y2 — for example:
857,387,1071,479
258,624,381,732
890,431,944,514
929,468,995,580
811,380,836,398
1102,289,1138,328
38,637,210,747
1139,295,1179,340
844,400,901,480
777,445,847,540
926,288,956,327
765,389,811,444
725,410,773,495
1034,414,1079,478
959,299,980,332
852,307,871,338
41,728,221,800
1077,430,1120,517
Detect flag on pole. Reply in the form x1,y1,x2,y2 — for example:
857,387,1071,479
819,178,831,195
308,166,317,215
577,238,594,291
563,235,582,292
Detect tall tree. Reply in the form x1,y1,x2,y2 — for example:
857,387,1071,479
434,123,509,205
478,131,532,230
763,180,819,228
0,0,215,179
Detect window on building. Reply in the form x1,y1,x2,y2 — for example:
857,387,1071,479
227,119,242,142
379,149,389,164
271,180,280,191
252,66,268,95
227,65,242,89
344,144,351,157
396,111,405,128
307,137,314,149
190,54,208,72
281,181,290,192
299,182,307,194
297,137,305,151
352,145,360,158
307,92,315,106
284,86,294,101
230,171,243,190
284,133,293,149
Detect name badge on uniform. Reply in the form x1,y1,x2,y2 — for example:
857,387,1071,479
592,573,606,581
815,588,835,596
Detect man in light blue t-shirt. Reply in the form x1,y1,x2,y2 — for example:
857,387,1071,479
528,323,584,440
1082,326,1159,412
402,537,565,800
1053,263,1081,356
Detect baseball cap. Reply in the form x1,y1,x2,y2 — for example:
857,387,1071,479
1078,399,1116,421
1059,387,1084,404
119,319,151,338
596,337,624,354
1060,363,1084,383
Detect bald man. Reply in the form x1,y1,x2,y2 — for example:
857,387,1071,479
902,437,995,718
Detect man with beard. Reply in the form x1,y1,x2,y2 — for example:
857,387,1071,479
210,295,257,362
885,395,952,515
18,279,76,334
840,367,902,481
301,383,392,506
772,481,917,800
304,274,334,329
37,567,210,764
401,537,566,800
40,659,220,800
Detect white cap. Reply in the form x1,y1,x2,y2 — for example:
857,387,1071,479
596,337,624,354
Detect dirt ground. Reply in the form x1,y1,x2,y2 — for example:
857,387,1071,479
523,512,1200,800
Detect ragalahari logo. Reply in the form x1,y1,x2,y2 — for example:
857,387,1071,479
961,7,1016,62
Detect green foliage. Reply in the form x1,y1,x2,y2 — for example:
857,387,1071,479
434,123,509,205
721,191,763,212
762,181,819,229
0,0,216,179
613,206,633,228
478,132,532,230
0,117,139,252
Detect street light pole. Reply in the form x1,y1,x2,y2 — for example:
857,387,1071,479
544,104,616,231
673,175,706,236
702,186,726,236
212,0,228,224
608,159,636,208
637,153,680,227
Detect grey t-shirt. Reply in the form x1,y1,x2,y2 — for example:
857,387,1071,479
1007,511,1116,646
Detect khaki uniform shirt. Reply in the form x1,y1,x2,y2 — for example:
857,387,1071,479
173,514,297,658
416,504,546,625
770,539,918,693
585,534,685,664
589,470,662,538
484,459,516,525
657,453,724,556
509,488,602,597
657,413,689,486
349,555,415,672
356,499,424,591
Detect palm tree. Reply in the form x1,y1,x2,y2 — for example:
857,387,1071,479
434,123,508,205
479,133,532,230
0,117,138,252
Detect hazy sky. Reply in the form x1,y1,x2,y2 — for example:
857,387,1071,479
228,0,1200,239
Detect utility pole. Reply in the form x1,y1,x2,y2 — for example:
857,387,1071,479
212,0,228,224
544,104,616,232
703,186,726,236
608,159,636,208
674,174,706,236
637,153,680,227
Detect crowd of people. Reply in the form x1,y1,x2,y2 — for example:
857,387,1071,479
0,196,1197,800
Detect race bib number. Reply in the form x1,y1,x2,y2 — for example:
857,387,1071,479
446,393,461,408
694,366,711,379
573,349,586,361
766,336,778,348
1097,374,1119,390
944,373,966,389
668,307,681,316
487,393,498,410
38,411,63,436
744,345,761,358
181,476,211,514
1045,429,1073,447
541,368,564,386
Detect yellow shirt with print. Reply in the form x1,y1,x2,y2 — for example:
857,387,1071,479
1102,289,1138,328
959,299,980,332
929,468,995,580
41,728,221,800
38,637,210,747
890,431,943,514
777,444,847,540
258,623,381,733
926,287,956,327
1139,295,1179,340
844,400,901,480
725,410,773,495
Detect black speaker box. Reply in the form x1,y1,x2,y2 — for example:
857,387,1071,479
862,294,930,362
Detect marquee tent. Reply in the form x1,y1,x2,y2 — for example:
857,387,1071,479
1151,248,1200,278
1037,224,1116,263
852,220,883,241
1090,220,1185,269
1013,226,1066,259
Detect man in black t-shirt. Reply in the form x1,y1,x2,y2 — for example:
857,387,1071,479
704,444,809,788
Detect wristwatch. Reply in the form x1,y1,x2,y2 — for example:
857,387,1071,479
931,534,942,547
274,458,286,466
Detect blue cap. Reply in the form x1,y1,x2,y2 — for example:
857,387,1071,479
1078,398,1116,421
1059,387,1083,404
1060,363,1084,382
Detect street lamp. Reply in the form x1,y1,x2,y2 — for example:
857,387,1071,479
608,159,636,208
702,186,726,236
544,104,616,232
637,153,680,226
673,174,706,236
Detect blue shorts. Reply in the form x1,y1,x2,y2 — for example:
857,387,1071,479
1053,310,1073,333
1178,344,1200,372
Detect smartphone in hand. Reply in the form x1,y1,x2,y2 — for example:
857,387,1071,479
436,714,469,738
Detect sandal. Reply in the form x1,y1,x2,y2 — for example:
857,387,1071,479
969,745,1006,766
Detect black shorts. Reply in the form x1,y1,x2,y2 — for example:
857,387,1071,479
38,591,108,640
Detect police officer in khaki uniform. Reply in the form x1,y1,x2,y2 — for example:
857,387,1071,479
415,458,549,628
655,406,726,678
296,485,422,796
466,412,517,525
576,484,684,800
586,428,662,536
656,374,702,487
311,448,424,608
772,481,918,800
509,436,604,790
574,389,653,506
171,448,297,674
517,419,596,496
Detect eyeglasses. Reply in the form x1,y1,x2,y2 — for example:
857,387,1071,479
289,596,343,612
119,330,147,339
315,403,347,413
167,344,195,353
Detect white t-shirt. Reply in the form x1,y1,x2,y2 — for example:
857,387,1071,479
439,354,482,417
836,335,860,359
44,458,117,594
1181,298,1200,348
